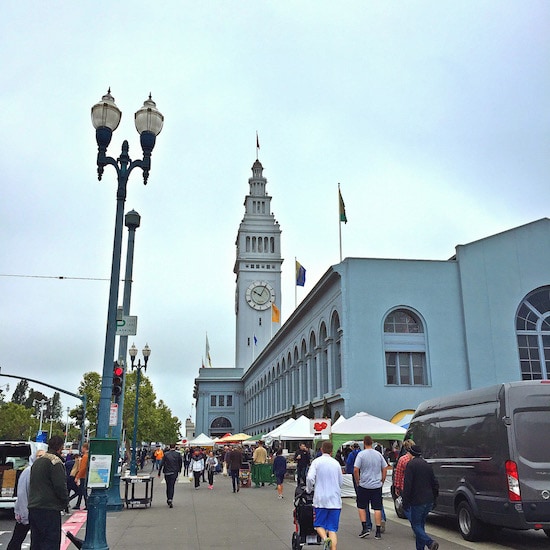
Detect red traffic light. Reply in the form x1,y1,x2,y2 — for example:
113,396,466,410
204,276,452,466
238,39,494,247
112,363,124,397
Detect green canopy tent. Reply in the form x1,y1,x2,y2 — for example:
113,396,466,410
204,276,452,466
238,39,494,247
331,412,406,452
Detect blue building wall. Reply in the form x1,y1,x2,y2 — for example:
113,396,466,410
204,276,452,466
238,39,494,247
338,257,470,420
194,219,550,435
456,219,550,387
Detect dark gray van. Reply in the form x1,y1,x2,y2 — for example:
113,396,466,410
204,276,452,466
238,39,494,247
406,380,550,541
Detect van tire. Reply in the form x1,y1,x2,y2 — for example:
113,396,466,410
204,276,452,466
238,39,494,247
456,500,486,541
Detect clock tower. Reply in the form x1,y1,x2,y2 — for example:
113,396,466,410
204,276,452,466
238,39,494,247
234,158,282,371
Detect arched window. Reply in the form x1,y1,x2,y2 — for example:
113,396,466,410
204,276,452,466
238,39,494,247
384,308,428,386
210,417,232,436
516,287,550,380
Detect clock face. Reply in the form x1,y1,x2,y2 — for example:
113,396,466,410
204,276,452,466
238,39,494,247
245,281,275,310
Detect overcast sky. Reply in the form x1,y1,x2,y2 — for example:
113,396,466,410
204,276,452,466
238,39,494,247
1,2,549,432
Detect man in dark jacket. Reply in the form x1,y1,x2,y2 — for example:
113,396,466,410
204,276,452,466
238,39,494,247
294,442,311,486
158,443,183,507
28,435,69,550
227,446,243,493
402,445,439,550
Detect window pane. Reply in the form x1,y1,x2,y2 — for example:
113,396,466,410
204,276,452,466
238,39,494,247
386,352,396,384
218,395,225,407
412,353,426,384
227,395,233,407
384,309,423,334
210,395,216,407
514,410,550,463
526,289,550,316
517,288,550,380
398,353,410,385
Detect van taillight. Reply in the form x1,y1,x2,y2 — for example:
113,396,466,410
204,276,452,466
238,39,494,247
505,460,521,502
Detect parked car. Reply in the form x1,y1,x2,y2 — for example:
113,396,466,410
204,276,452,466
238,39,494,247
406,380,550,541
0,441,32,510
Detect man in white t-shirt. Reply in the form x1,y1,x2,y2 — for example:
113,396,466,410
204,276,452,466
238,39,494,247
306,441,343,550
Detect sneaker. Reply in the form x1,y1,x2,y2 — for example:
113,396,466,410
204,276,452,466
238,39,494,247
322,538,332,550
380,520,386,533
374,531,381,540
358,529,370,538
167,500,173,508
429,542,439,550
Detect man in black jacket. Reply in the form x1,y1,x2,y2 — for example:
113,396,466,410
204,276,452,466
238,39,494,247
402,445,439,550
28,435,69,550
158,444,183,507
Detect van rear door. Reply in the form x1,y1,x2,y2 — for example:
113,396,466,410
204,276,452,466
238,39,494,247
508,383,550,525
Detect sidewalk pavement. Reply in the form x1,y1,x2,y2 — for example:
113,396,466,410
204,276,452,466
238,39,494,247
66,474,464,550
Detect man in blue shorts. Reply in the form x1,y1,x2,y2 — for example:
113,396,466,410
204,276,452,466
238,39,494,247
306,441,343,550
354,435,389,540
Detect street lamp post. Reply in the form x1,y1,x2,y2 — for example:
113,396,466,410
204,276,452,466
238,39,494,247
106,209,141,511
129,343,150,476
84,90,163,550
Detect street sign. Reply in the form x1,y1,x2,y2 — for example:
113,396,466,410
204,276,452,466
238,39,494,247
115,315,137,336
109,403,118,426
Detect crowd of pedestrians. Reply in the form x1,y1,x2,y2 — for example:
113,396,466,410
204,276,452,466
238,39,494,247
4,433,441,550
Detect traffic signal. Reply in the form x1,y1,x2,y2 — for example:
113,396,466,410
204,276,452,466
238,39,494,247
112,362,124,397
75,408,85,427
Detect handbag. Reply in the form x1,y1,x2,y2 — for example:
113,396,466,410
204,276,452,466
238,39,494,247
395,495,404,516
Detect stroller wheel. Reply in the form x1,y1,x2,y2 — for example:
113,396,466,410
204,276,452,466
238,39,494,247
291,531,301,550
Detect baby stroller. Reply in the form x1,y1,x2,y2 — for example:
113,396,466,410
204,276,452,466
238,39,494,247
291,484,322,549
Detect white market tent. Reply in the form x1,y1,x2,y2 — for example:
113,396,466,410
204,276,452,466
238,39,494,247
188,433,216,447
331,412,406,451
332,415,346,428
264,418,296,443
279,415,318,441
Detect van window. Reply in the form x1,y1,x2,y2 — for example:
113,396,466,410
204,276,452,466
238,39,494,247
514,410,550,462
438,412,497,458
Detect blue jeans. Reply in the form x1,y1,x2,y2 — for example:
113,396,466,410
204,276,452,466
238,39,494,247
408,502,434,550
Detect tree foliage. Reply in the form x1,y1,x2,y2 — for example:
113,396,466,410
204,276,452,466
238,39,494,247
0,386,8,404
0,402,37,440
71,372,101,429
48,392,63,422
122,372,180,444
24,390,49,416
72,370,181,447
11,380,29,405
306,402,315,419
322,398,331,419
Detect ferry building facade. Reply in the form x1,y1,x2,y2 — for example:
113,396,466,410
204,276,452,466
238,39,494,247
194,158,550,437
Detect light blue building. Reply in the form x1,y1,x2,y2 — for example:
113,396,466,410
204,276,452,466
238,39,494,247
194,158,550,436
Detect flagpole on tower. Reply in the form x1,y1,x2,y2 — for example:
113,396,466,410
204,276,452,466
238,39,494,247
256,131,260,160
